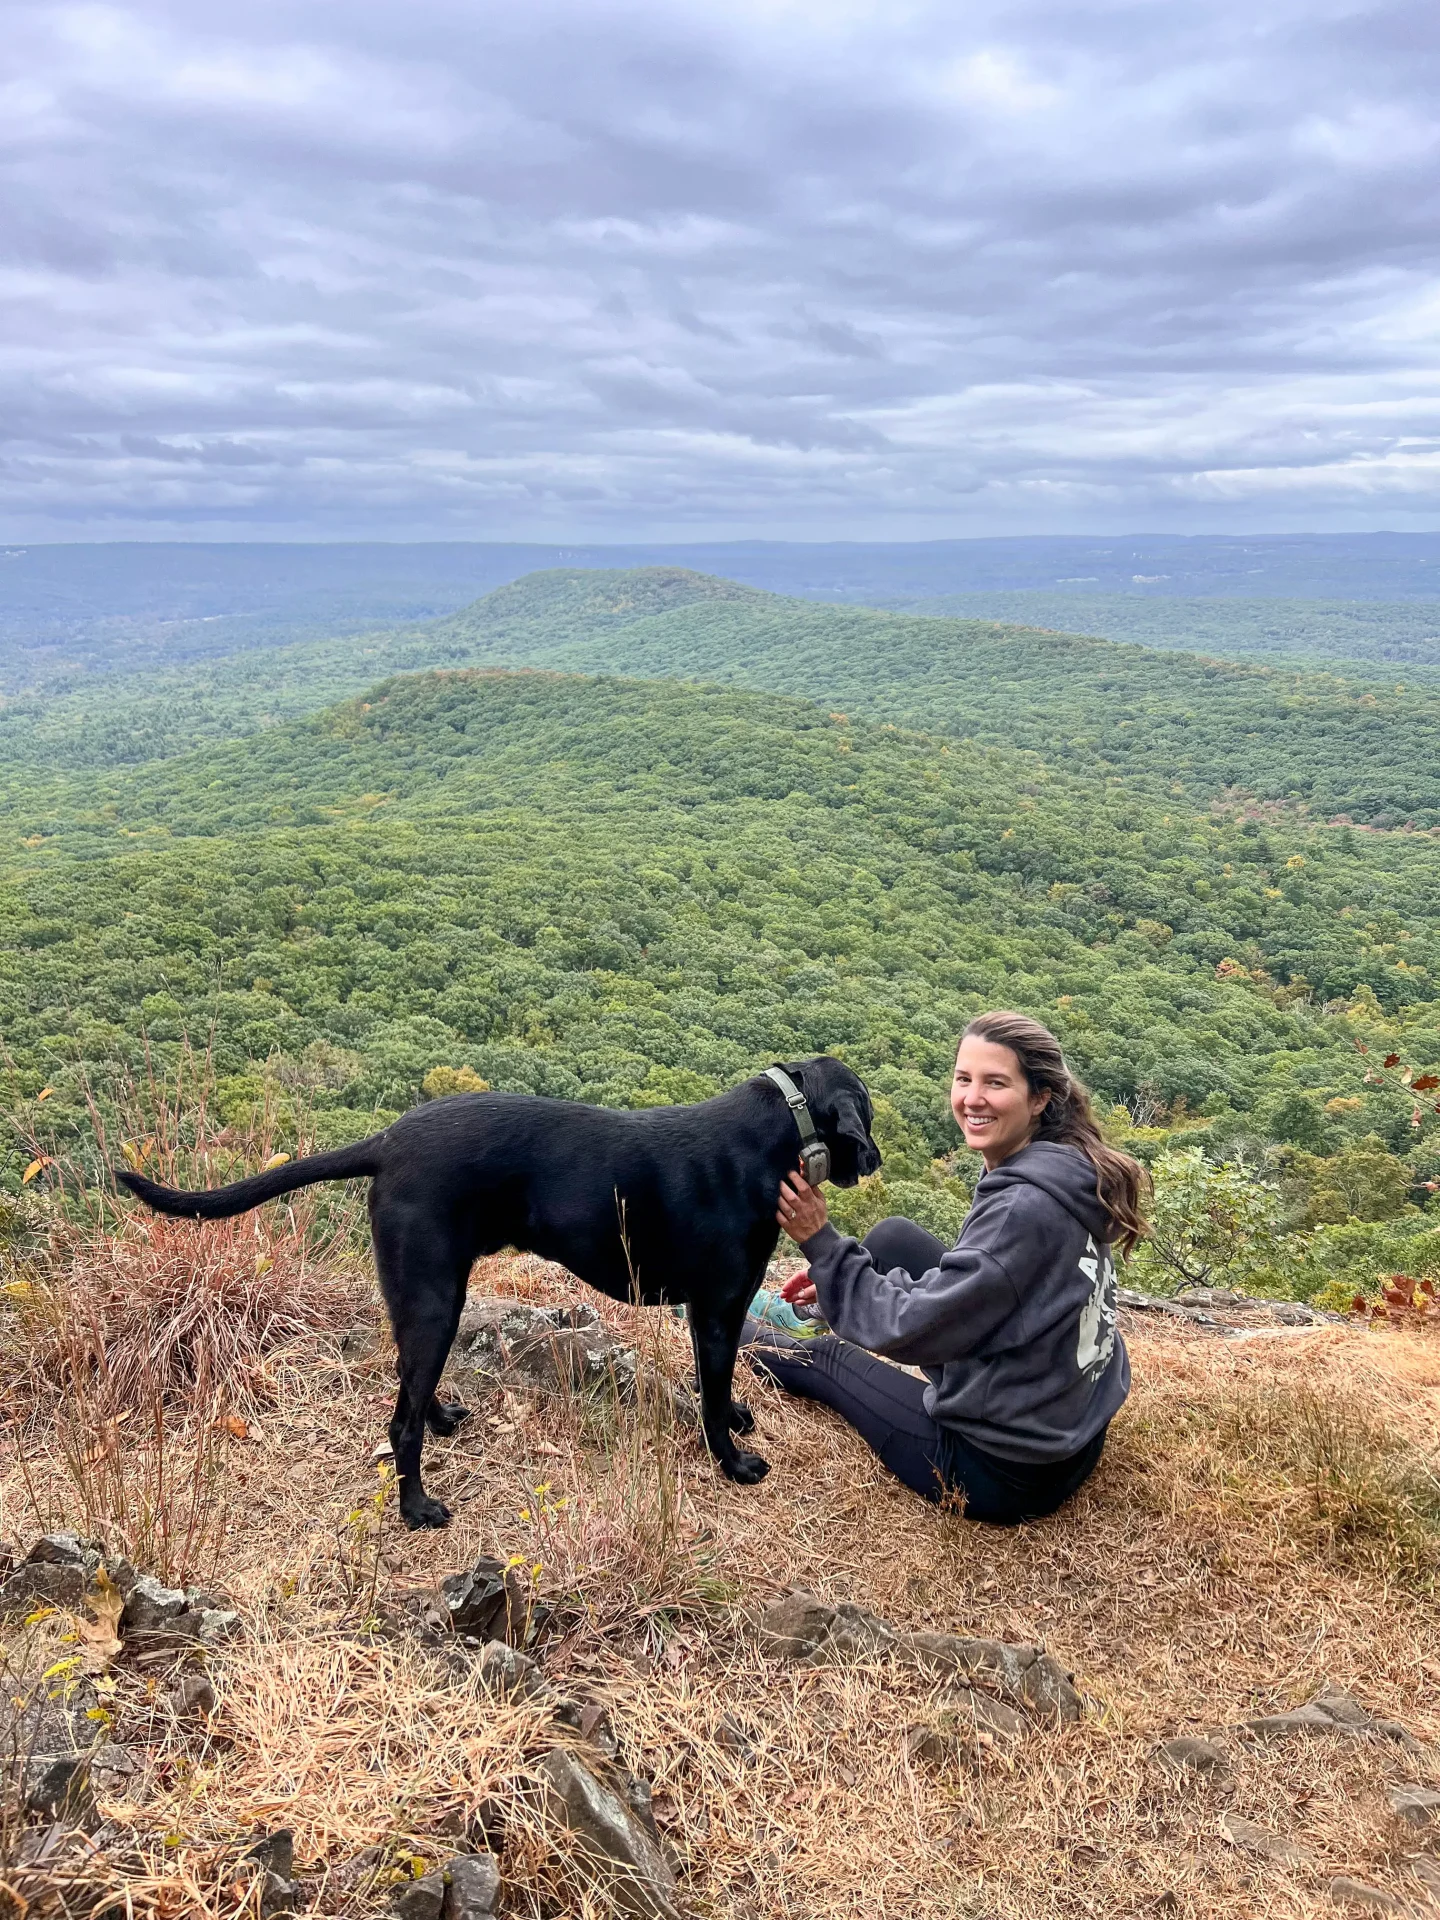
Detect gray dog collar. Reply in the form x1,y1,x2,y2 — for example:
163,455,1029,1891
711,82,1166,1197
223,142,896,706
765,1066,831,1188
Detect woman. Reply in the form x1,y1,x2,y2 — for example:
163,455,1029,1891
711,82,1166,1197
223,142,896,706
748,1011,1148,1524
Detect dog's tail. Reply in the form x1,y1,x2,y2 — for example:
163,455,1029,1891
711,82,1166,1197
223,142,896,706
115,1134,385,1221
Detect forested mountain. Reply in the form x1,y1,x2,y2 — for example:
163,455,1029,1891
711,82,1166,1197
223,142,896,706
9,565,1440,1299
8,566,1440,829
6,661,1440,1269
427,571,1440,824
899,594,1440,681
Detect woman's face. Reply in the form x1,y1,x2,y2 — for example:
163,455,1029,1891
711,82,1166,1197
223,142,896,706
951,1035,1051,1167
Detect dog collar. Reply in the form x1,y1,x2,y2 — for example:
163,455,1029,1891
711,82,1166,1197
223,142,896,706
764,1066,831,1188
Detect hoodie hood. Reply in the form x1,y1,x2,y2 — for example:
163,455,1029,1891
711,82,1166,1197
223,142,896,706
977,1140,1112,1243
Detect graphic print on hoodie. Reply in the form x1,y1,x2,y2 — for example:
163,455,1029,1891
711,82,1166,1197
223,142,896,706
800,1140,1130,1463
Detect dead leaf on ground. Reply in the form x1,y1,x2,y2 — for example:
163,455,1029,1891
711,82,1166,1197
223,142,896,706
78,1568,125,1673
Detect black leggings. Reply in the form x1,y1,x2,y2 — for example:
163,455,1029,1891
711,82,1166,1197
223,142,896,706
748,1216,1106,1525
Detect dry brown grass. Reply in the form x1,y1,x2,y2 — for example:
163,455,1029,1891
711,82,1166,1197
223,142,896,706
1,1205,361,1583
3,1244,1439,1920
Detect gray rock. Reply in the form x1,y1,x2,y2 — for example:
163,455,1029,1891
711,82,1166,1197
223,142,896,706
904,1692,1026,1767
908,1632,1084,1723
443,1853,501,1920
194,1608,243,1645
1312,1683,1376,1728
1388,1785,1440,1829
246,1831,295,1880
1156,1736,1230,1776
175,1672,218,1718
946,1688,1027,1743
1373,1719,1426,1754
332,1845,387,1895
452,1298,697,1426
902,1723,949,1766
27,1533,97,1569
441,1557,528,1645
1243,1684,1420,1750
807,1602,897,1664
1245,1704,1350,1739
476,1640,547,1701
1409,1857,1440,1900
1218,1812,1300,1861
537,1748,681,1920
1327,1876,1415,1914
757,1592,836,1659
340,1322,382,1362
122,1573,189,1634
909,1630,1032,1694
21,1753,94,1824
757,1592,900,1664
105,1557,137,1597
0,1536,103,1613
761,1606,1084,1722
1019,1653,1084,1723
394,1870,446,1920
89,1743,137,1777
260,1873,300,1915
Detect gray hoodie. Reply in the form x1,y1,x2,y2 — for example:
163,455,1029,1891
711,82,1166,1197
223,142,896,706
800,1141,1130,1463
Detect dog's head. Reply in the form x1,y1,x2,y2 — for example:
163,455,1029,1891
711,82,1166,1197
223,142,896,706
776,1057,882,1188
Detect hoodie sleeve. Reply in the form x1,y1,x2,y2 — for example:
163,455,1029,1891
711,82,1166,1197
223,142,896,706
799,1192,1027,1366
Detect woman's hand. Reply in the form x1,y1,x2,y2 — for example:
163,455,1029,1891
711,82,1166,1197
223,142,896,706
776,1166,829,1246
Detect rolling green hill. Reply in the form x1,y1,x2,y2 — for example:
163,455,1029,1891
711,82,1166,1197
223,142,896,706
6,662,1440,1171
428,572,1440,826
8,567,1440,830
896,593,1440,682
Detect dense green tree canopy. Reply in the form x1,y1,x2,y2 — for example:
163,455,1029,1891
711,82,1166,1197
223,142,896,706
6,570,1440,1303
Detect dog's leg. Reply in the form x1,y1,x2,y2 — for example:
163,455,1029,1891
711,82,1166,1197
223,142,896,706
426,1396,471,1437
690,1301,769,1484
405,1357,470,1437
375,1212,468,1530
687,1320,754,1434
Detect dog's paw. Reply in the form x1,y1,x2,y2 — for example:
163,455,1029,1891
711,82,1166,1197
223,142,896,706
401,1494,453,1530
426,1400,471,1437
727,1398,756,1435
721,1450,770,1485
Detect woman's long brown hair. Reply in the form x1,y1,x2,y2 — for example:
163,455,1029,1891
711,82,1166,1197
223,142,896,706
963,1010,1151,1254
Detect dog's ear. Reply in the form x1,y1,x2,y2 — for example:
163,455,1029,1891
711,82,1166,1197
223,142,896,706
831,1089,873,1147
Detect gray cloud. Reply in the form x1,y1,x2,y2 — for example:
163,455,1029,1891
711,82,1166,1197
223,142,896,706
1,0,1438,538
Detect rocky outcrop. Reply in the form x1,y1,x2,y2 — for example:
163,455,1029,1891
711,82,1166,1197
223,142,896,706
1117,1285,1344,1334
1386,1783,1440,1829
537,1748,683,1920
1218,1812,1300,1862
440,1554,531,1645
443,1852,501,1920
0,1535,240,1648
908,1629,1084,1723
449,1298,697,1426
1155,1736,1230,1776
1240,1682,1422,1752
758,1591,1084,1732
1326,1877,1415,1915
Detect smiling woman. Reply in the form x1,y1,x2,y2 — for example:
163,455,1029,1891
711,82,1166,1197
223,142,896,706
755,1011,1148,1524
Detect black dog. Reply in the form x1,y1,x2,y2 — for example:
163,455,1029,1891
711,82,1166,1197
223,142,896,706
117,1057,880,1529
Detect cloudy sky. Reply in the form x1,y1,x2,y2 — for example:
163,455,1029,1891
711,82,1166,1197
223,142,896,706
4,0,1439,540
